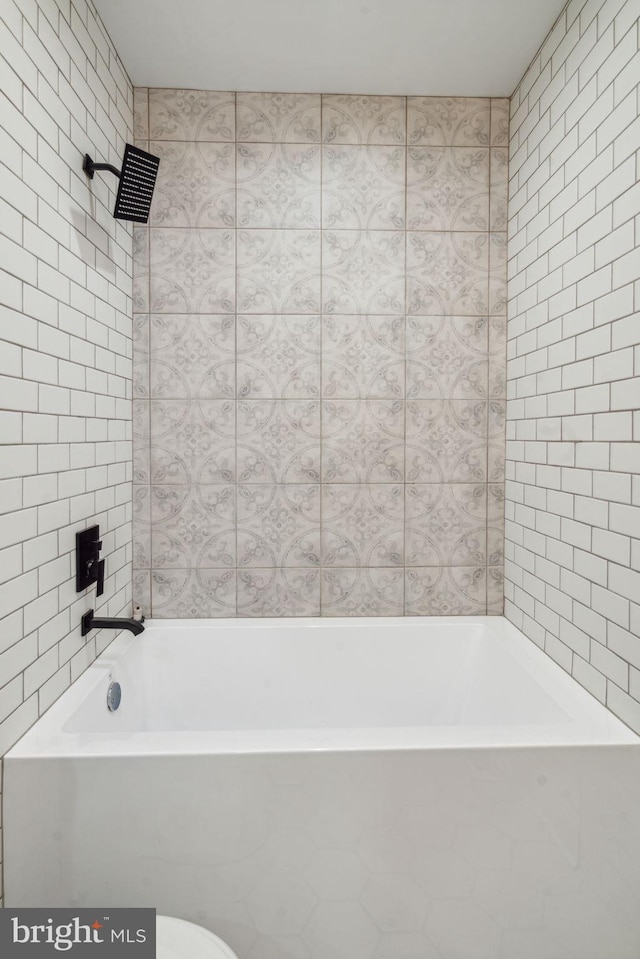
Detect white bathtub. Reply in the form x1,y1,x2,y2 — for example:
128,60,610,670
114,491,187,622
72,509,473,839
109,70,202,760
5,617,640,959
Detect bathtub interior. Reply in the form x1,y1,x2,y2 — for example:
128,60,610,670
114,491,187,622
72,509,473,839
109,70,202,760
62,620,575,733
6,617,639,756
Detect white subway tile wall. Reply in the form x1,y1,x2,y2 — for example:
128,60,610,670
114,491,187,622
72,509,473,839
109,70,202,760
133,90,508,617
0,0,134,901
506,0,640,731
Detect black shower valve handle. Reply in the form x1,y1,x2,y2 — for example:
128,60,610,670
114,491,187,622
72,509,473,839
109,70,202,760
89,539,103,562
84,539,102,577
96,559,105,597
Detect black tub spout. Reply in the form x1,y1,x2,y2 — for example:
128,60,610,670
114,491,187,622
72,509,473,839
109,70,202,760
81,609,145,637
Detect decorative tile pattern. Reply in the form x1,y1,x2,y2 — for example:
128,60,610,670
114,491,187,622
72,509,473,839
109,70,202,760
150,485,236,569
487,483,505,566
406,400,487,483
151,568,236,617
323,96,406,145
237,399,321,484
490,98,510,147
238,568,320,617
322,316,404,399
133,399,151,485
150,229,235,313
150,315,235,399
133,228,150,312
133,313,150,403
323,400,405,483
150,399,235,484
487,400,506,483
490,148,508,232
238,315,321,399
488,399,506,441
238,485,320,567
405,485,487,566
237,229,321,313
406,316,488,399
488,315,506,399
407,97,490,146
407,232,488,316
133,87,149,140
407,147,489,231
405,566,487,615
322,567,404,616
488,440,505,485
489,232,507,315
132,486,151,569
323,145,405,230
487,566,504,615
151,140,235,228
236,143,321,229
134,89,506,616
323,230,405,314
149,89,235,141
133,570,151,612
322,485,404,567
237,93,321,143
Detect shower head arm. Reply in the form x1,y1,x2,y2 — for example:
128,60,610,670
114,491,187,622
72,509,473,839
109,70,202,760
83,154,121,181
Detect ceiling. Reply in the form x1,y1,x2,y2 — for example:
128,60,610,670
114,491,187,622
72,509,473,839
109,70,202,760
95,0,566,98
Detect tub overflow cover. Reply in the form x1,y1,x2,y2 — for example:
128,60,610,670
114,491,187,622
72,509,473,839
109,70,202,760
107,681,122,712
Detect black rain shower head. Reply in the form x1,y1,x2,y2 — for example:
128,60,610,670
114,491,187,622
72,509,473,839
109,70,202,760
83,143,160,223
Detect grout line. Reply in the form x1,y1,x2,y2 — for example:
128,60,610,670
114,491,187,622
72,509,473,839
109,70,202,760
319,95,324,616
145,87,152,618
487,98,493,616
403,94,408,615
234,92,239,617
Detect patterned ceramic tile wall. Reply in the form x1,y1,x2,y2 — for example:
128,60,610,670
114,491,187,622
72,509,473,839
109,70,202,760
133,90,508,617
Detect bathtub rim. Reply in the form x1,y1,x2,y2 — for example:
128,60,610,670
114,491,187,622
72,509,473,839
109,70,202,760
5,615,639,758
